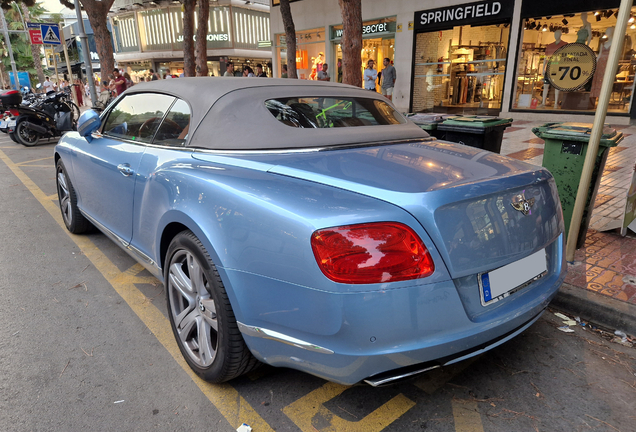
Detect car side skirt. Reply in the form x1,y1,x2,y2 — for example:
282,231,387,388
81,211,163,280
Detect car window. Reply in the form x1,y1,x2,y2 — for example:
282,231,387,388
265,97,406,128
102,93,176,143
153,99,191,147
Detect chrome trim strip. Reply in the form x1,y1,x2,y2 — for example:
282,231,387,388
364,365,441,387
237,322,334,354
80,212,162,279
191,137,435,156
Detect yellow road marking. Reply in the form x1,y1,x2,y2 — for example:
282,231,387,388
47,193,57,200
451,399,485,432
0,148,274,432
15,164,53,168
283,381,415,431
16,155,54,165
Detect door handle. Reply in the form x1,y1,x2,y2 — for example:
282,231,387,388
117,164,134,177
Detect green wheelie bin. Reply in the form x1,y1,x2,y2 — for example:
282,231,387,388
532,122,623,248
437,115,513,153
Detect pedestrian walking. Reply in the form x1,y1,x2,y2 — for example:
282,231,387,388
380,58,396,101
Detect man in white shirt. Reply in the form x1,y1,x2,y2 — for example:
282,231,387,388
317,63,330,81
42,77,54,93
363,60,377,91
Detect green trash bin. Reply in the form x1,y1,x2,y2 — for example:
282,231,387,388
406,113,457,139
532,122,624,248
437,115,513,153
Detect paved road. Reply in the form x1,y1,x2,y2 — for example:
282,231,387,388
0,134,634,432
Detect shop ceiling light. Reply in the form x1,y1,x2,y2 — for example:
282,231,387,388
562,18,568,25
631,24,636,29
542,24,547,31
594,11,600,16
596,13,602,22
605,9,614,18
630,16,635,23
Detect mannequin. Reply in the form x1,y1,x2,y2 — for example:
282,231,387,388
590,27,614,101
576,12,592,45
542,30,568,106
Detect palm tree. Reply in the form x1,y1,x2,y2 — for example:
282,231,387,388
1,2,47,87
20,2,46,85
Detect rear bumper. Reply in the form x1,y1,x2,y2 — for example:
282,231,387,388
228,244,565,385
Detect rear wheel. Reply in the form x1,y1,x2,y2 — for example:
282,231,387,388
15,120,40,147
165,231,260,382
9,131,18,143
56,159,92,233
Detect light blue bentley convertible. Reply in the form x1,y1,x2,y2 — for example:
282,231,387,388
55,78,566,386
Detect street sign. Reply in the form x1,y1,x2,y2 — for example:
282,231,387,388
27,22,42,44
40,23,61,45
545,43,597,92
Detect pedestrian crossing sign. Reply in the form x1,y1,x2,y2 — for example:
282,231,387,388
40,24,61,45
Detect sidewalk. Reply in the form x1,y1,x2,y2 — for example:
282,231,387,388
500,121,636,336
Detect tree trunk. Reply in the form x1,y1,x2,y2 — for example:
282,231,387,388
337,0,362,87
279,0,297,79
20,3,45,85
80,0,116,80
195,0,209,76
0,62,9,89
183,0,196,77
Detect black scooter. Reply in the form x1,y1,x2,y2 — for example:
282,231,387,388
11,92,77,147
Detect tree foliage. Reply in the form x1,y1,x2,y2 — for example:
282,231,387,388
0,2,47,85
58,0,116,79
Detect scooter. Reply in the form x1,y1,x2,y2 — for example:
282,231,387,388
10,92,77,147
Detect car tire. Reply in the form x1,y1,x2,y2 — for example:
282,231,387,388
165,231,260,383
9,131,19,143
56,159,92,234
15,120,40,147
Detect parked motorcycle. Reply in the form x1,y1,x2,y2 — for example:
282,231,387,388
1,90,77,147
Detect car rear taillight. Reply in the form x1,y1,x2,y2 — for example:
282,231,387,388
311,222,435,284
9,109,20,116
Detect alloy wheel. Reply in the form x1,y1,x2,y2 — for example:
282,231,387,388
168,250,218,367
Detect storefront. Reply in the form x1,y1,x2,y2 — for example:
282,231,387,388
331,18,396,86
411,1,514,115
274,28,326,79
512,0,635,117
110,0,271,79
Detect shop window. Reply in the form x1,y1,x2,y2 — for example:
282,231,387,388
513,10,636,114
275,28,326,79
412,24,510,115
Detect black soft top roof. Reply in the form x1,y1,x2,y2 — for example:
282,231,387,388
124,77,428,151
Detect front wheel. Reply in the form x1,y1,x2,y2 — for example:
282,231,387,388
165,231,260,382
15,120,40,147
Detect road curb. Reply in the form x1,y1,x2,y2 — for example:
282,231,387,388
551,283,636,337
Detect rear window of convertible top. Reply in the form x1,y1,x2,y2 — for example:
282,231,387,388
265,97,406,128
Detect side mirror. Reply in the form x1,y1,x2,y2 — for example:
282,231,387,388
77,109,101,142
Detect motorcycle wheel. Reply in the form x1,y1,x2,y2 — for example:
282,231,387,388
15,121,40,147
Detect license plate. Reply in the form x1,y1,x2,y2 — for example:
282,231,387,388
8,119,16,127
0,120,5,128
478,249,547,306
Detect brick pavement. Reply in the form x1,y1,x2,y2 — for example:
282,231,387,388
500,120,636,308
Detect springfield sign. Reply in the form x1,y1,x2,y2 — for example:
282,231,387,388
414,1,514,32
